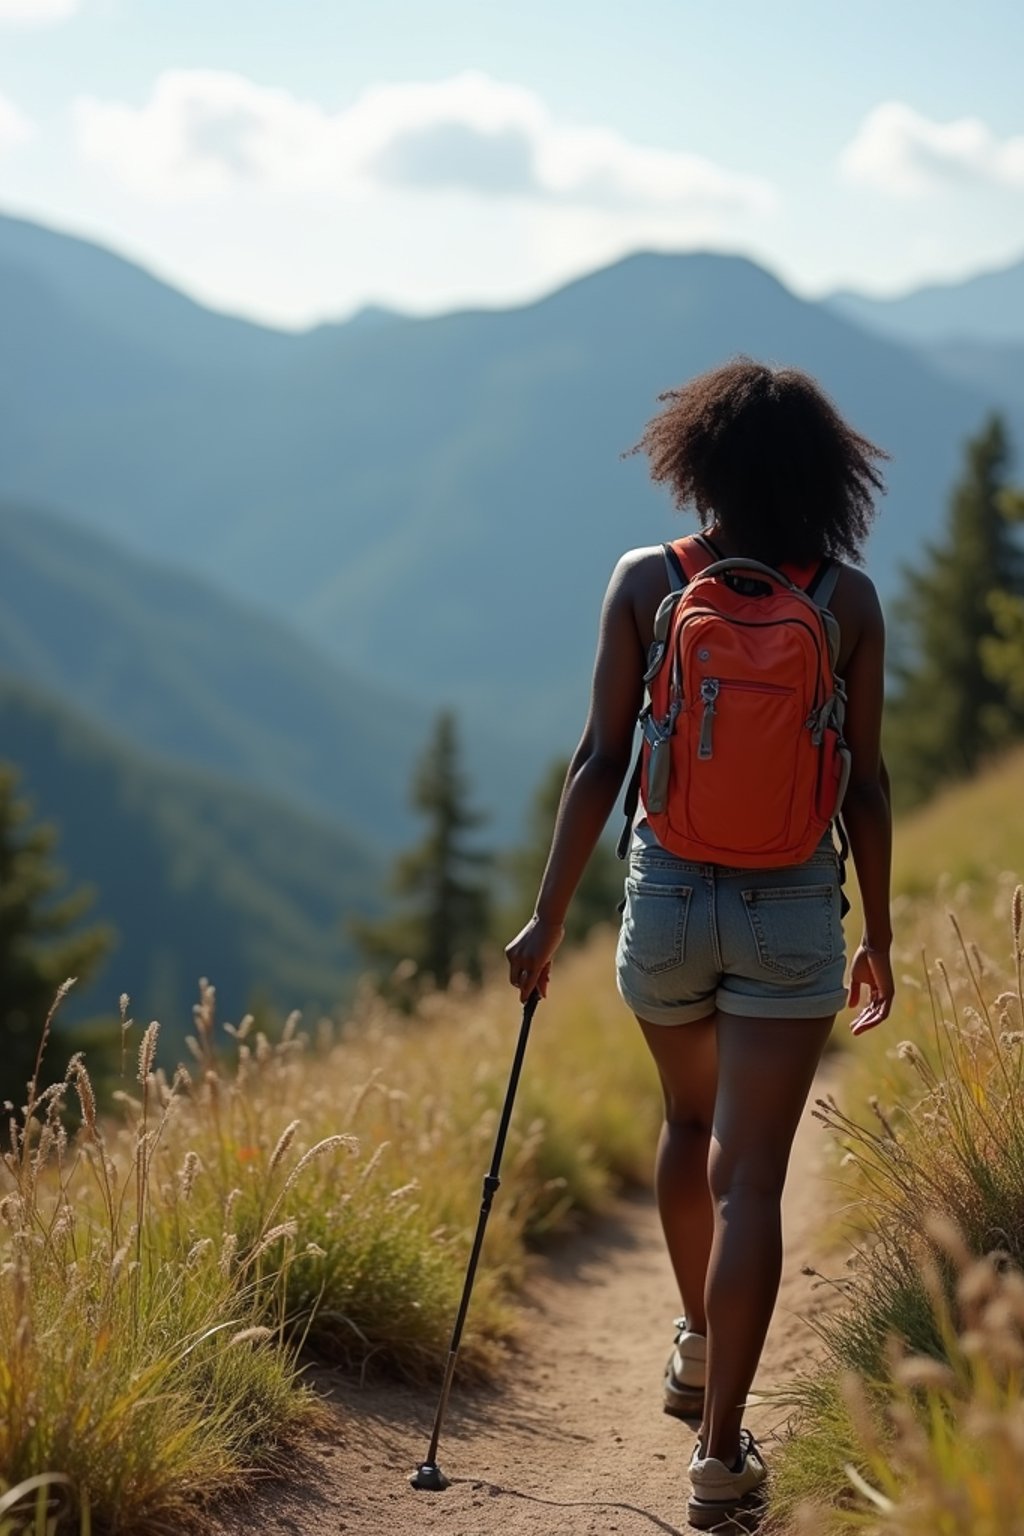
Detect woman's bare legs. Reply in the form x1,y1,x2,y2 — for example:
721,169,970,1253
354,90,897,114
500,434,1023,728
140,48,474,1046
700,1012,835,1464
637,1015,718,1334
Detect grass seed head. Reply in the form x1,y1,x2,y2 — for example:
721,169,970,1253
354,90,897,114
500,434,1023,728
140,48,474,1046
70,1058,98,1139
248,1222,298,1262
219,1233,238,1276
229,1326,274,1347
177,1151,202,1200
924,1211,971,1269
138,1022,160,1084
894,1356,956,1393
268,1120,301,1174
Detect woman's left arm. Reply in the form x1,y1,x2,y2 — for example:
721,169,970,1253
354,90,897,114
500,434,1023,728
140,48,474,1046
504,554,647,1001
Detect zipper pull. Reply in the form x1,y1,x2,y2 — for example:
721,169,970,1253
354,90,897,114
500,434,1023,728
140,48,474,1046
698,677,719,760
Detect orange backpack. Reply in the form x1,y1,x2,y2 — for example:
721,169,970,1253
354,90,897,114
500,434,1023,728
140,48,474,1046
617,534,851,867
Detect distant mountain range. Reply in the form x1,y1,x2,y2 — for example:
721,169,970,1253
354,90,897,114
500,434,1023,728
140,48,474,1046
829,253,1024,346
0,500,429,847
3,211,1022,1041
2,212,1021,777
920,339,1024,426
1,673,380,1041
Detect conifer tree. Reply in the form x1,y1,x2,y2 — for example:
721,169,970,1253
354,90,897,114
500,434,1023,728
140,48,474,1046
0,765,111,1106
982,486,1024,709
886,416,1024,806
504,756,622,944
352,711,490,992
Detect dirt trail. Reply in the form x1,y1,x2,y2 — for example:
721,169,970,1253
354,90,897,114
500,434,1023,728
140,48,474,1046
220,1069,840,1536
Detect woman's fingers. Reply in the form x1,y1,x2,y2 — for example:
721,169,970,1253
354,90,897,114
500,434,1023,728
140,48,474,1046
846,947,894,1035
504,918,565,1000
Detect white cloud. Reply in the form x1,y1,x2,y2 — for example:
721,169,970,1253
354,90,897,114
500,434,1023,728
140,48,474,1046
841,102,1024,196
73,68,775,218
0,0,79,24
0,91,32,153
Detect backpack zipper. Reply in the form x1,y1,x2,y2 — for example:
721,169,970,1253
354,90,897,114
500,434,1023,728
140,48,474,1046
696,677,792,760
678,611,828,716
697,678,719,759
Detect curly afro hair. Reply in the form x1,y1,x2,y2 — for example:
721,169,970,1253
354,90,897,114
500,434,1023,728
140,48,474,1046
629,357,888,566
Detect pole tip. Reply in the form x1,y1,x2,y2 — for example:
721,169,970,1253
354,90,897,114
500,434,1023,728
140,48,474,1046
410,1462,450,1491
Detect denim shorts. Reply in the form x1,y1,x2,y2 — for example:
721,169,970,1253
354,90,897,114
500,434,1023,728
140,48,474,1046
615,820,848,1025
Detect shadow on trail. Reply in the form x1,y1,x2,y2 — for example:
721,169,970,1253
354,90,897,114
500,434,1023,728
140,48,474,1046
307,1191,659,1451
445,1477,687,1534
316,1365,590,1453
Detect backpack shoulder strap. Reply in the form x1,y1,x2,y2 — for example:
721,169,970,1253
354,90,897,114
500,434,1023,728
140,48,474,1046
662,542,687,593
804,559,843,672
662,534,716,592
694,531,725,561
806,558,841,609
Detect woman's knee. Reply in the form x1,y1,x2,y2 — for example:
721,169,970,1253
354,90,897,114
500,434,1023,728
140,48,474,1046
708,1148,788,1206
664,1099,714,1137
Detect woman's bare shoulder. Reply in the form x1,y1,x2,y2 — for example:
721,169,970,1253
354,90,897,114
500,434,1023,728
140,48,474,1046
834,562,883,622
610,544,668,593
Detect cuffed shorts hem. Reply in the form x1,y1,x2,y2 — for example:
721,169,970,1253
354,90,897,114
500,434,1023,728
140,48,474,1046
714,985,849,1020
617,978,847,1026
616,977,717,1026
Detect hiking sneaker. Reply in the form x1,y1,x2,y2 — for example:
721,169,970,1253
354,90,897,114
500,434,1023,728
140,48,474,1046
687,1429,768,1531
664,1317,706,1419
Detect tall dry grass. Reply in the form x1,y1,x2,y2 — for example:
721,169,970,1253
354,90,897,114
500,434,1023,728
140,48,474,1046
768,866,1024,1532
1,934,659,1533
834,1212,1024,1536
0,987,326,1535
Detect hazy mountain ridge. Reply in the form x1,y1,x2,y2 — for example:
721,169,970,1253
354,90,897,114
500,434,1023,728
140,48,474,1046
830,253,1024,346
0,211,304,377
1,216,1021,785
919,338,1024,423
0,500,430,847
0,672,381,1037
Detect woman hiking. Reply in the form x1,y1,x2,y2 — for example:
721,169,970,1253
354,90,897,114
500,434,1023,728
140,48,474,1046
504,358,894,1531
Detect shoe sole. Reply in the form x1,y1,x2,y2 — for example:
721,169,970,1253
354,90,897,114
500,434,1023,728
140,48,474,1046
686,1487,767,1531
664,1365,704,1421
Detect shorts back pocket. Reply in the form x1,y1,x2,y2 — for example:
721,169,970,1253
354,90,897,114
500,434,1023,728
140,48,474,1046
741,883,838,980
620,879,692,975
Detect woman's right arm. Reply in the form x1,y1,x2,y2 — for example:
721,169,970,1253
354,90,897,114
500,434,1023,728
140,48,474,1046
840,573,895,1033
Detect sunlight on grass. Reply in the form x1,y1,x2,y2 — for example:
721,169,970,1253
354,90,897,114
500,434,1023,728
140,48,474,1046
768,757,1024,1533
1,933,657,1533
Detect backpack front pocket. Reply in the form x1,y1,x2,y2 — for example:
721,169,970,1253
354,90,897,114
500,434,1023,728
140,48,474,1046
681,680,802,854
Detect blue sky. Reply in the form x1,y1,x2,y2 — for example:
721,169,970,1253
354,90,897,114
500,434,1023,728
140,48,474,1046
2,0,1023,326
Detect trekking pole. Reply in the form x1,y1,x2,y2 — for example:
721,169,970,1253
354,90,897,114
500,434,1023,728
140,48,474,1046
410,987,541,1491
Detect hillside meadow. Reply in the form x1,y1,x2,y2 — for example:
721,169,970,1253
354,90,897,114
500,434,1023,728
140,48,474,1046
2,745,1023,1533
768,745,1024,1532
0,943,660,1534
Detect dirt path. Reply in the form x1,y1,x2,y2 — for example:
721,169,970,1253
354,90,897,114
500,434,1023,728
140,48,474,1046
220,1070,840,1536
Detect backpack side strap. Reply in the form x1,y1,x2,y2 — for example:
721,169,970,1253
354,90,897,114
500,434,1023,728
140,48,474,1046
616,743,645,860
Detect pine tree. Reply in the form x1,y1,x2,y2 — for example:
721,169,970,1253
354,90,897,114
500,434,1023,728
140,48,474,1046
886,416,1024,807
504,756,623,944
0,765,111,1107
982,486,1024,709
352,711,491,993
